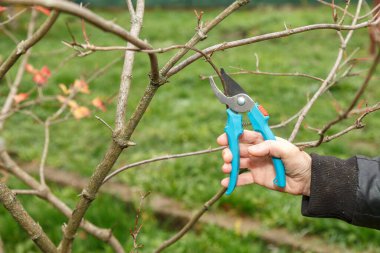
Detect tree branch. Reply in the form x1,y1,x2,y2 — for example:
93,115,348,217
154,188,226,253
0,182,58,253
167,17,379,77
160,0,250,76
0,8,38,130
0,150,125,253
2,0,160,83
103,147,224,184
0,10,59,80
288,0,364,142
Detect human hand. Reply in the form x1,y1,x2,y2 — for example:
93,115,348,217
217,130,312,196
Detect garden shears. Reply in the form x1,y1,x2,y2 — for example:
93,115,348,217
209,69,286,195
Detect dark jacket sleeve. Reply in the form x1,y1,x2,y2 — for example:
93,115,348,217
301,154,380,230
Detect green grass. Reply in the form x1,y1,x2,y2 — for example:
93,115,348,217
1,4,380,252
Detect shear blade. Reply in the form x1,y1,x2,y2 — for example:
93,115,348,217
221,68,248,97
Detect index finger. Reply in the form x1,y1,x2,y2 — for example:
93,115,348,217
217,130,264,146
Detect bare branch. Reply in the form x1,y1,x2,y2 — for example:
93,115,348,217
103,147,224,184
2,0,160,83
296,102,380,148
311,48,380,147
154,188,226,253
0,150,125,253
0,7,27,26
167,18,379,77
0,8,38,130
288,0,364,142
201,68,325,82
115,0,145,132
0,182,57,253
0,10,59,80
160,0,250,76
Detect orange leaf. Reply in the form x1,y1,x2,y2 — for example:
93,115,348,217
25,64,37,74
34,6,51,16
14,93,29,104
73,79,90,94
0,6,7,12
92,97,106,112
71,106,90,119
33,72,48,86
56,95,78,109
40,66,51,78
59,84,71,95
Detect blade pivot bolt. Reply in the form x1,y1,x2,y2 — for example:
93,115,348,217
237,96,246,106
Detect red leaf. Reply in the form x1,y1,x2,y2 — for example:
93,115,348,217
14,93,29,104
33,72,48,86
73,79,90,94
92,97,106,112
0,6,7,12
40,66,51,78
34,6,51,16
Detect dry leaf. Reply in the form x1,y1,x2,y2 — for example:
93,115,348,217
59,84,70,95
34,6,51,16
14,93,29,104
92,97,106,112
71,106,90,119
73,79,90,94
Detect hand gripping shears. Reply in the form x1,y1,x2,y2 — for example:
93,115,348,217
209,69,286,195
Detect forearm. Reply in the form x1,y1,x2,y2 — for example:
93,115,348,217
301,154,380,230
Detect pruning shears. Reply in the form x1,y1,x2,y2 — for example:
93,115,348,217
209,69,286,195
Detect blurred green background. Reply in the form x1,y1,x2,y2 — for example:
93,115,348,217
0,2,380,253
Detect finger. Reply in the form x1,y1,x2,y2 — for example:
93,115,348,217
221,158,252,173
217,130,264,146
221,172,254,187
222,143,255,162
248,138,292,159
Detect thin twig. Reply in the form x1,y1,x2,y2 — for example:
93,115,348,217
288,0,364,142
0,7,27,26
0,9,38,131
312,49,380,147
296,102,380,148
103,147,224,184
154,188,226,253
167,17,379,77
0,10,59,80
201,68,325,82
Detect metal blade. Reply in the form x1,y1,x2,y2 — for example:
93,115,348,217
221,68,247,97
209,76,230,105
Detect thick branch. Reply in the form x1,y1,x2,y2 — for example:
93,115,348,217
0,10,59,80
167,18,378,77
0,182,57,253
0,150,125,253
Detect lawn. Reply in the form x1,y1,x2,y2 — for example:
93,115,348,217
0,3,379,252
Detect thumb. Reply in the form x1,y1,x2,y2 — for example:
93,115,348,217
247,139,288,158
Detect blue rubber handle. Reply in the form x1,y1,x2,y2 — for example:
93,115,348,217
247,104,286,188
224,109,243,195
